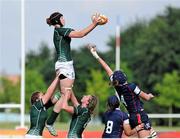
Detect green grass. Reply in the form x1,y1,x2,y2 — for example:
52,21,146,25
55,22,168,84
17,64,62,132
53,122,104,131
1,122,180,132
0,122,103,130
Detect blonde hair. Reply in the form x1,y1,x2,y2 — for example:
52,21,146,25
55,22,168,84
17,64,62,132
87,95,98,114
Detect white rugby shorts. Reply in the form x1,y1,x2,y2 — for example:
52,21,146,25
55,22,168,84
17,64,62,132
55,60,75,80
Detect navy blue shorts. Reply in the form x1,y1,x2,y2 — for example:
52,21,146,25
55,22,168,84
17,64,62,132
129,111,151,130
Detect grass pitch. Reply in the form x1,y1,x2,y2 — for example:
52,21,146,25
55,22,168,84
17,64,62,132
0,122,180,132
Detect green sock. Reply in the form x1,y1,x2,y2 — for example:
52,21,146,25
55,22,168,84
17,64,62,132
47,111,59,125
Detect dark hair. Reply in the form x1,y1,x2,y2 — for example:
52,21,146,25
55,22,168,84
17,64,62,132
107,95,119,111
46,12,63,26
87,95,98,114
31,91,41,105
112,70,127,85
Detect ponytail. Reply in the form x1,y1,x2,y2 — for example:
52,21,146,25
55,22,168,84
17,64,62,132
46,12,63,26
46,18,52,26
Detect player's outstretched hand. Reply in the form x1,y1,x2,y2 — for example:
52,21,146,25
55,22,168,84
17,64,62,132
148,93,155,100
91,13,101,25
87,43,99,59
87,43,96,51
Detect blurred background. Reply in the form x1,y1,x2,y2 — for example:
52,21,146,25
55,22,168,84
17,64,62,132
0,0,180,137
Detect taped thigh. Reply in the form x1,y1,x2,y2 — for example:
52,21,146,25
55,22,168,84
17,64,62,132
61,85,73,93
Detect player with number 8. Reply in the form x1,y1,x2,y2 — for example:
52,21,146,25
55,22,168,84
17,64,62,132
102,95,144,138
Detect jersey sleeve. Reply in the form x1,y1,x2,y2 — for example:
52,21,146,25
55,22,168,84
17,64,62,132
122,112,129,124
55,27,74,37
130,83,141,95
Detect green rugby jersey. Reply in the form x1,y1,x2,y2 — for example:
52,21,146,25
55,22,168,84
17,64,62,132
26,99,47,136
68,105,91,138
53,27,74,62
27,92,61,136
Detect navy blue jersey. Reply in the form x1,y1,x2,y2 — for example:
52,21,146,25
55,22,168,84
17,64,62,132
102,108,129,138
109,76,152,130
111,80,143,113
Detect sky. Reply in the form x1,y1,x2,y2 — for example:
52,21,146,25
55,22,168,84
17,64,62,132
1,0,180,75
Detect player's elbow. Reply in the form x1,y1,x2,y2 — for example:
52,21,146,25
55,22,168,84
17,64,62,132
69,31,85,38
79,32,87,37
76,31,86,38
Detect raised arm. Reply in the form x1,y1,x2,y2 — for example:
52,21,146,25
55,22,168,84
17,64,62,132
88,44,113,77
70,92,79,107
62,91,75,114
42,76,59,104
131,84,154,101
139,91,154,101
68,14,101,38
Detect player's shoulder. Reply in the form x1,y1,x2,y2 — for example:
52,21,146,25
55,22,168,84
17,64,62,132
115,109,128,115
128,82,137,90
104,110,116,116
55,27,74,37
77,105,89,113
128,82,142,95
55,27,74,31
113,109,129,121
120,111,129,120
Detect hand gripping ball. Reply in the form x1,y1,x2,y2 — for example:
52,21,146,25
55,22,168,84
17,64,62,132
92,13,108,25
98,14,108,25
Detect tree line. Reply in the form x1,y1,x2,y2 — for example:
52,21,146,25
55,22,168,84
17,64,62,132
0,6,180,126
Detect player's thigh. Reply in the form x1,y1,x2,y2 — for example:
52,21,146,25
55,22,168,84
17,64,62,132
129,111,151,129
129,114,139,128
60,78,74,91
140,111,152,130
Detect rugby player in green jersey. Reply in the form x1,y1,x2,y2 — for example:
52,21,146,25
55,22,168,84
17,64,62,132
25,75,60,138
62,91,98,138
45,12,102,136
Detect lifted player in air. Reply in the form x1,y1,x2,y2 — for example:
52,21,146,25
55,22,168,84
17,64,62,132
45,11,102,136
102,95,144,138
88,44,157,138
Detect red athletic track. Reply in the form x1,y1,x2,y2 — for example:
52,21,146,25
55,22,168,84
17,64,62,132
0,129,180,138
